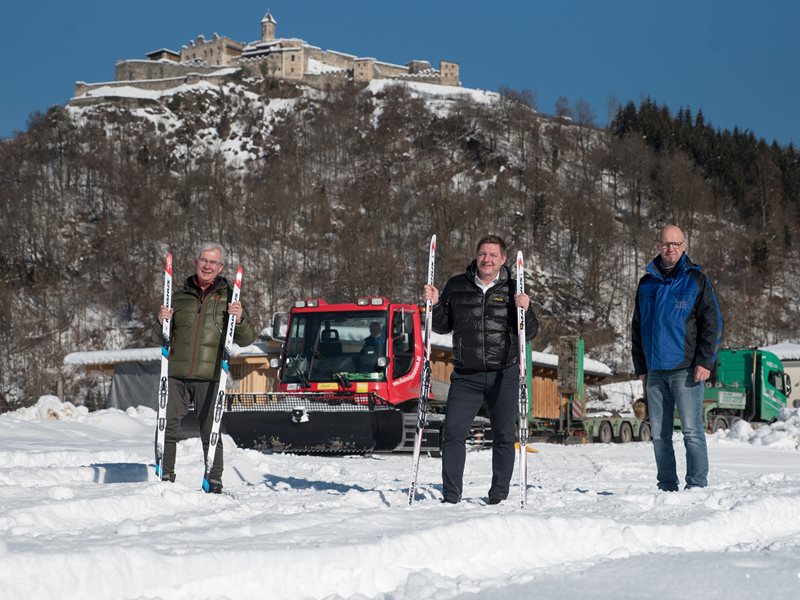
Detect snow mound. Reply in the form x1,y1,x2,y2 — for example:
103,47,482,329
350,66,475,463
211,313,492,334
720,408,800,449
586,379,643,415
10,396,89,421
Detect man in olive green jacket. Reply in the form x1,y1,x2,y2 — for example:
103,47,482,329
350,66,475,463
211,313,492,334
157,242,257,493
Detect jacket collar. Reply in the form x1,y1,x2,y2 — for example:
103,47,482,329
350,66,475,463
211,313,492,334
185,275,226,298
645,253,698,281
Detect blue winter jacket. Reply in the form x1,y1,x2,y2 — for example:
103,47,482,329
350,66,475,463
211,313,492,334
631,253,723,375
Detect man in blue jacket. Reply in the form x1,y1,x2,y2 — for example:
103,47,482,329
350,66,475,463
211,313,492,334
632,225,723,491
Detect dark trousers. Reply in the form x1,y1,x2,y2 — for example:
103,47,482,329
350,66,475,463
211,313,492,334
162,378,224,482
441,365,519,502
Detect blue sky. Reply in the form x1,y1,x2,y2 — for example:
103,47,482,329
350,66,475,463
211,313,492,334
2,1,798,146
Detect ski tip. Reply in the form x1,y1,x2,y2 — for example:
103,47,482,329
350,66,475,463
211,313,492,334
517,250,523,264
430,234,436,248
201,479,210,492
165,253,172,274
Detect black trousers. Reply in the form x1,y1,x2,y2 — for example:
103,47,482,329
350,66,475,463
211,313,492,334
441,364,519,502
162,378,224,482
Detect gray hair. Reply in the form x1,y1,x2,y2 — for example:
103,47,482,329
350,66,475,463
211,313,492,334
196,242,225,263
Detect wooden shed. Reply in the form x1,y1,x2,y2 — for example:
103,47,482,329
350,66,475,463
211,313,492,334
429,340,611,415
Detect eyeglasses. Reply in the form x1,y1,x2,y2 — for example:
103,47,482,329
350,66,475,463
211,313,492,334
658,241,684,250
197,257,222,267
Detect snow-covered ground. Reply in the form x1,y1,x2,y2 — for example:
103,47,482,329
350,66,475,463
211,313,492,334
3,397,800,600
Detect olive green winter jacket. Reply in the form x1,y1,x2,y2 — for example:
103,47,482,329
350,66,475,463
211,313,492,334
157,275,257,381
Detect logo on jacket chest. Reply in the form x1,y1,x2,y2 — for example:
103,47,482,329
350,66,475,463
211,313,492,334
674,299,688,310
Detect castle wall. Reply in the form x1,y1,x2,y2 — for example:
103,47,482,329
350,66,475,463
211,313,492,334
302,71,351,90
373,61,409,79
74,70,238,100
394,73,445,85
180,35,243,66
115,60,223,82
317,49,357,69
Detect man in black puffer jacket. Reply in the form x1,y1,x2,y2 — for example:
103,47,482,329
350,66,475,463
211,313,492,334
424,235,538,504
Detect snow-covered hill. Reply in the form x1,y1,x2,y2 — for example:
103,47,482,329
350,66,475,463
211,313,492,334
5,70,799,408
2,396,800,599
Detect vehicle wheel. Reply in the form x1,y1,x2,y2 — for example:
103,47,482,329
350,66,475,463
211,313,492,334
638,422,652,442
597,421,613,444
615,422,633,444
710,414,728,433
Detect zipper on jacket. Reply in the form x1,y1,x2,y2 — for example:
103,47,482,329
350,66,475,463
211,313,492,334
187,281,216,378
481,289,487,371
187,297,204,377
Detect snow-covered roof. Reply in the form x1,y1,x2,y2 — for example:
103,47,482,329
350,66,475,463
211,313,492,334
146,48,180,57
64,347,160,366
326,50,357,60
375,60,409,70
63,342,275,366
760,342,800,362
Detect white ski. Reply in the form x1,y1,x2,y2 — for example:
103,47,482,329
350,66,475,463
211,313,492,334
516,251,529,508
154,252,173,480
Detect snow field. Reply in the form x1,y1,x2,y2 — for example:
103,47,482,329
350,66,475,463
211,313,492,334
1,399,800,599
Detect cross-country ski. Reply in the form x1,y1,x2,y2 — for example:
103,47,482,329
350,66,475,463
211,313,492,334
408,234,436,504
516,250,529,508
154,252,172,480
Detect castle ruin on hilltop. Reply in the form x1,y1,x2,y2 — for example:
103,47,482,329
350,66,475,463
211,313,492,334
73,11,460,100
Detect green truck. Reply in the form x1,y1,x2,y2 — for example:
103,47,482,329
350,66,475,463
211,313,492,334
702,348,793,432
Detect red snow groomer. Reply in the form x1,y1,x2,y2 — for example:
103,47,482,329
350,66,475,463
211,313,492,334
226,297,487,453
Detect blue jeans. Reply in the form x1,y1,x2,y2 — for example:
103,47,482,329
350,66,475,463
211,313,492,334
646,368,708,490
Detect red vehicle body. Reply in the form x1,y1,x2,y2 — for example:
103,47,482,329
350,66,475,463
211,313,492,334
225,297,447,453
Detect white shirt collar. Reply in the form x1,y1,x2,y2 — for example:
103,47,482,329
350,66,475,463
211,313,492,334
475,274,499,294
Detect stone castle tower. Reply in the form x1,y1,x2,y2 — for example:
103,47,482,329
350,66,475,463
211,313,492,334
261,12,277,42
